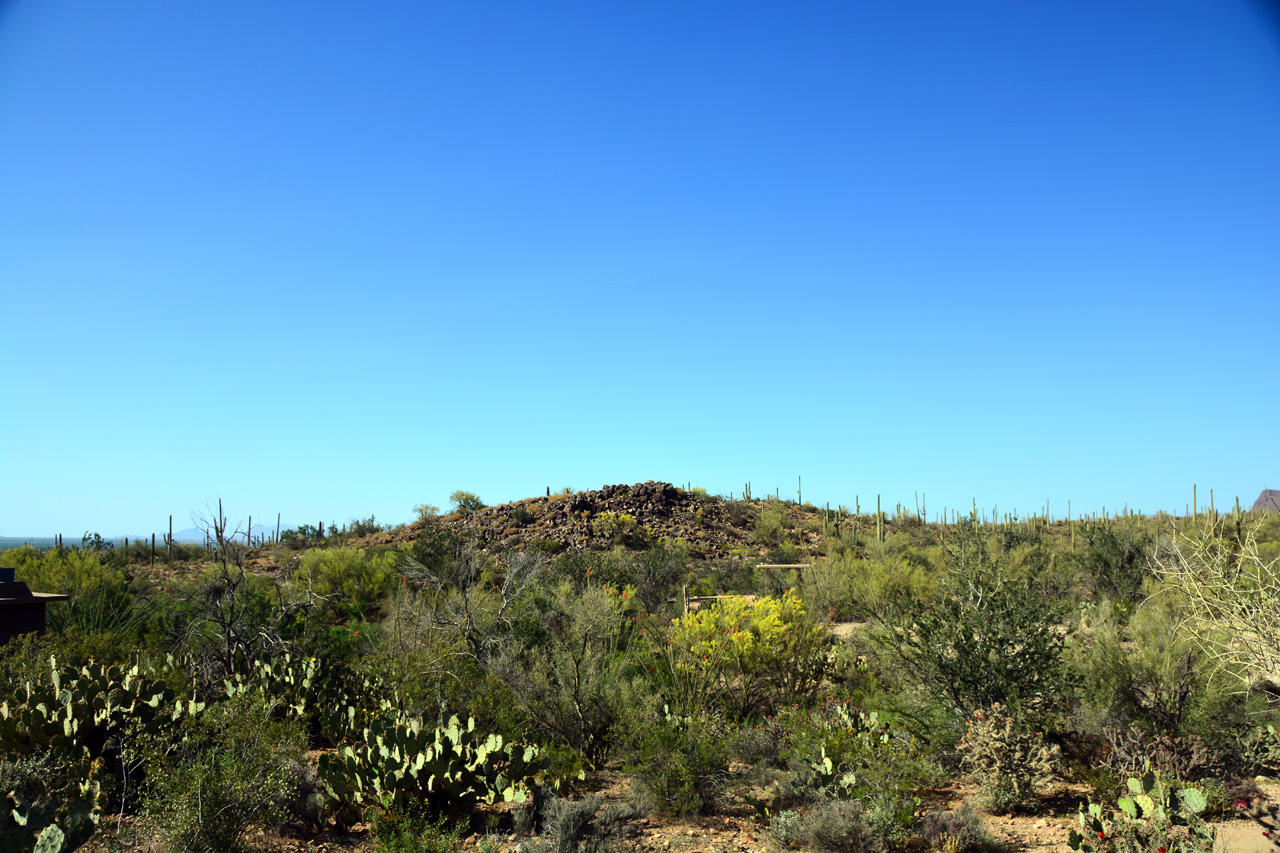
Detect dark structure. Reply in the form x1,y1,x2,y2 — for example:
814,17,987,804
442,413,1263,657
0,567,68,645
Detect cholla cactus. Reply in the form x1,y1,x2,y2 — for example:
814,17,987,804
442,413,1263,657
958,703,1060,813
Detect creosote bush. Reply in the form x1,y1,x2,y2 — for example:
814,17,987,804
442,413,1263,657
625,712,731,816
137,693,306,853
871,522,1072,736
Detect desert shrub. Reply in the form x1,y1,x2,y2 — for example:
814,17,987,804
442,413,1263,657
548,551,627,592
490,581,636,763
648,590,828,719
770,809,805,847
294,547,398,621
731,717,790,770
625,711,731,816
1100,724,1222,783
627,538,690,616
870,523,1071,735
799,554,862,621
753,500,795,548
592,512,653,549
347,515,384,538
1071,520,1154,605
801,798,887,852
523,795,637,853
413,503,441,523
534,795,601,853
408,520,466,578
450,490,486,513
721,499,757,529
370,806,464,853
138,693,306,853
917,806,1003,852
959,704,1061,814
1071,592,1249,750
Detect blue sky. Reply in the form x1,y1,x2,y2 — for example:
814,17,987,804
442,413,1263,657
2,0,1277,536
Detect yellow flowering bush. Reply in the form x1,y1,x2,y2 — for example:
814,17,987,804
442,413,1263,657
655,590,828,719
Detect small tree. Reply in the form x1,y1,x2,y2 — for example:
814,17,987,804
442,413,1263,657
449,491,485,514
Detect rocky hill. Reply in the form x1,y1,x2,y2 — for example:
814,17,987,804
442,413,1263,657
433,481,761,558
1253,489,1280,513
346,481,789,560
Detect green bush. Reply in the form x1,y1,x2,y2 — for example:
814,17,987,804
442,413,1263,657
1071,520,1153,605
490,581,636,763
805,551,937,621
592,512,652,549
625,712,731,816
137,694,306,853
646,590,828,720
293,547,398,621
450,490,486,514
1071,593,1248,748
753,500,795,548
800,798,886,853
370,806,464,853
627,538,689,617
870,523,1072,734
916,806,1002,853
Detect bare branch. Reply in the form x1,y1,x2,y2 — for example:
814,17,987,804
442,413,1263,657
1152,519,1280,688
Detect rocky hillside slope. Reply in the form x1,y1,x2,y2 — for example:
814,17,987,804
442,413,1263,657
353,481,783,559
1253,489,1280,513
434,481,759,558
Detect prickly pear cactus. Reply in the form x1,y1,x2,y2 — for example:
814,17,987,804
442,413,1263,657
224,653,400,744
317,712,549,825
0,657,191,853
0,756,103,853
0,656,187,763
1067,768,1215,852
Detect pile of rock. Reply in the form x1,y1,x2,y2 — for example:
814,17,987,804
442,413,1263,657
435,481,755,556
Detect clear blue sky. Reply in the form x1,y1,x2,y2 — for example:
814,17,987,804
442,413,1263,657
2,0,1277,536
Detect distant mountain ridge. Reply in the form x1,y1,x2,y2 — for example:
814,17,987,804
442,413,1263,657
1254,489,1280,513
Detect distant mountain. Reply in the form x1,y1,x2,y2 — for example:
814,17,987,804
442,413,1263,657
1253,489,1280,513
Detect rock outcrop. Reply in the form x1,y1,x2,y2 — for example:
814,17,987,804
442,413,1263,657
1253,489,1280,513
434,481,755,557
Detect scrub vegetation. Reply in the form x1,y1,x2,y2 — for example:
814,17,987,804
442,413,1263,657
2,484,1278,853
